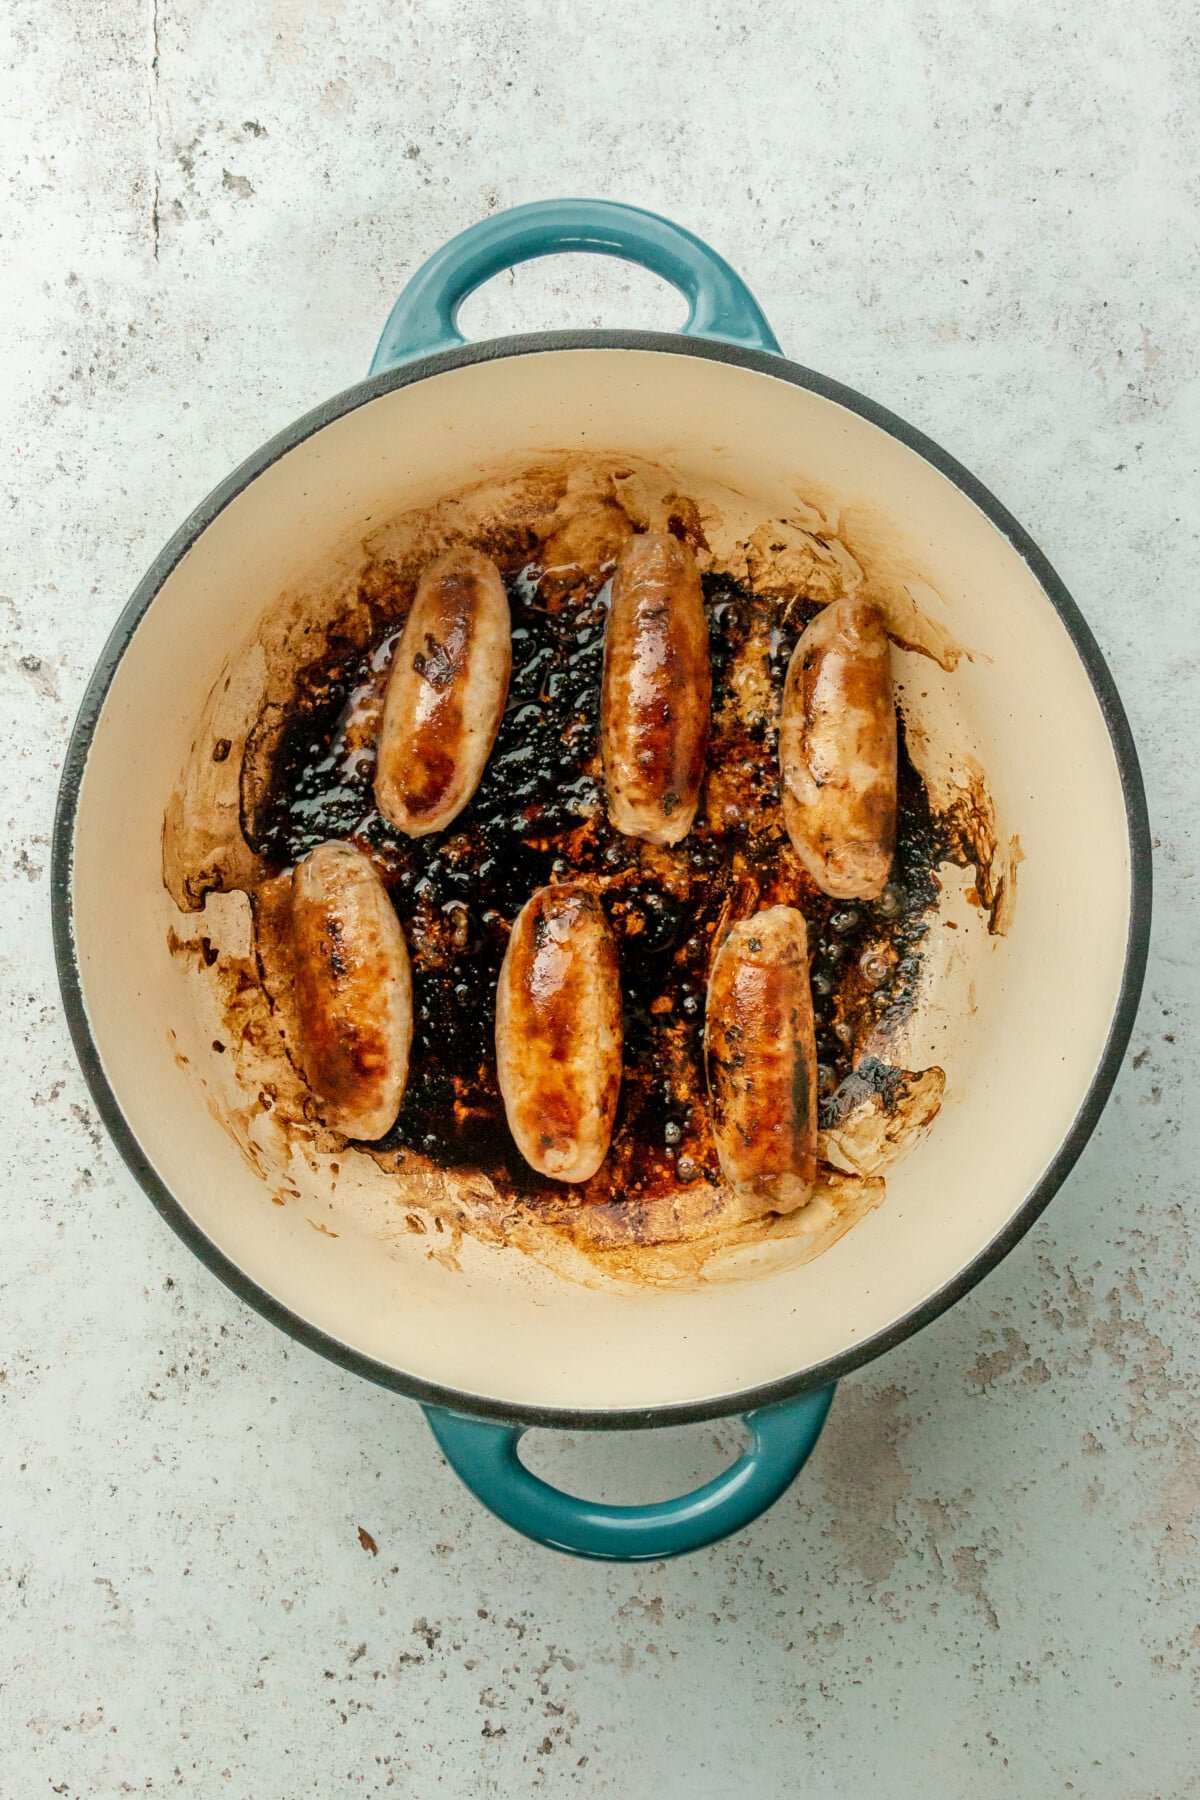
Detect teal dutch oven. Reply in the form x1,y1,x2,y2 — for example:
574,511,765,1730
53,202,1150,1560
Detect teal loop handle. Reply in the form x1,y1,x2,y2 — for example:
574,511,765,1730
370,198,781,372
423,1387,835,1561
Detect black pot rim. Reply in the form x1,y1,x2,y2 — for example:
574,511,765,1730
51,329,1153,1431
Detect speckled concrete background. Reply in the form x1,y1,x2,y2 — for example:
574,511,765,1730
2,1,1197,1793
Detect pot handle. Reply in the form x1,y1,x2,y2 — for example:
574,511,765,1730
422,1385,834,1561
369,198,781,372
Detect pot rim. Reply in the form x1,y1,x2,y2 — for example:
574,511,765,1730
51,328,1153,1430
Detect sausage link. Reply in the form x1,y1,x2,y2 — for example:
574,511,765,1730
779,597,897,899
375,545,511,836
704,906,817,1213
600,532,711,845
292,840,412,1140
495,885,623,1182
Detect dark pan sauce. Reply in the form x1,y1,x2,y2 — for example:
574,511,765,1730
247,546,947,1209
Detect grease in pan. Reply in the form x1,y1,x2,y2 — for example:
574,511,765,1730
163,456,1016,1282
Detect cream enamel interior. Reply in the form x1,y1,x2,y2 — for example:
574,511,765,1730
68,348,1133,1414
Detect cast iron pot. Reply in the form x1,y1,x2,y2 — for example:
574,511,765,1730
52,201,1151,1560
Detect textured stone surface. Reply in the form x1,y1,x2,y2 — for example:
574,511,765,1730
2,1,1197,1793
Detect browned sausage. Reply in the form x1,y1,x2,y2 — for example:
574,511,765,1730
600,532,711,845
495,885,623,1182
704,906,817,1213
779,597,896,899
292,840,412,1140
375,546,511,837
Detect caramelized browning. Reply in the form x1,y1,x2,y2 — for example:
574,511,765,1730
539,501,634,603
601,532,712,846
291,841,412,1139
705,906,818,1212
496,885,623,1181
780,597,897,899
375,546,511,836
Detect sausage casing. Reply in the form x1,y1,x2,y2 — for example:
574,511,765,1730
600,532,711,845
705,905,817,1213
779,596,897,899
495,885,623,1182
292,840,413,1140
374,545,511,837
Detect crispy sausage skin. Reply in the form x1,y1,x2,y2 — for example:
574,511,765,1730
779,596,897,900
291,840,413,1140
374,545,511,837
600,532,711,846
495,885,623,1182
705,905,817,1213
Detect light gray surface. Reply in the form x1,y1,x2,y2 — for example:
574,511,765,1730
2,0,1197,1793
